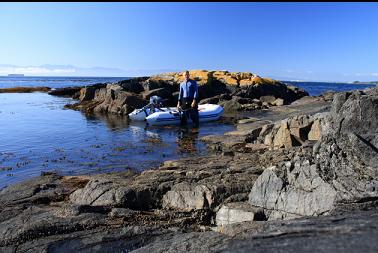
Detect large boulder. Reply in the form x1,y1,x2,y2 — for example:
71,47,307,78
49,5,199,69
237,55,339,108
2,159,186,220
259,95,276,104
249,161,338,220
328,90,378,141
218,100,243,113
248,87,378,220
93,88,146,115
118,77,147,93
79,83,107,101
239,81,308,104
69,178,139,207
272,121,301,149
162,182,213,211
308,118,322,140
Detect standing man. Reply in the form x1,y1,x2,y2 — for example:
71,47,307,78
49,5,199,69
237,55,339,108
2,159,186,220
177,71,199,128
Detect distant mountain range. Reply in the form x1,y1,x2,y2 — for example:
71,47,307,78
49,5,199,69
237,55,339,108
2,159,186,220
7,74,24,77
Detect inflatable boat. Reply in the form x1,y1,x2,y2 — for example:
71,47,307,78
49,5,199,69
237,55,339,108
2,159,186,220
128,106,175,121
128,104,224,126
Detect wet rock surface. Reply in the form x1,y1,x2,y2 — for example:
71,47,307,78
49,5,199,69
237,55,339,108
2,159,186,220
48,86,82,98
2,86,378,252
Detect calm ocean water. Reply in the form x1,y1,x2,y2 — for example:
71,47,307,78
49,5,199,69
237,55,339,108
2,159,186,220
283,81,376,96
0,76,376,189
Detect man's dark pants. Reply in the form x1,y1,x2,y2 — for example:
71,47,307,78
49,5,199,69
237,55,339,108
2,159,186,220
180,98,199,127
180,107,199,128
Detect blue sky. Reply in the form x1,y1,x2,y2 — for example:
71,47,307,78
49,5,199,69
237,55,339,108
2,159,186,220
0,2,377,82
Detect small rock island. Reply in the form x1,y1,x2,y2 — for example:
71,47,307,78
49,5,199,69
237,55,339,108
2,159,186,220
50,70,308,114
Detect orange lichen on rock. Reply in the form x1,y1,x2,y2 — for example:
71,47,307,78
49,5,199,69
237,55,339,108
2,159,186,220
146,70,284,89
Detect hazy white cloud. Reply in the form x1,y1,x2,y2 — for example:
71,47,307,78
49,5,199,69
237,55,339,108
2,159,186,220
354,72,378,77
0,64,77,75
0,66,76,75
0,64,180,77
123,68,180,77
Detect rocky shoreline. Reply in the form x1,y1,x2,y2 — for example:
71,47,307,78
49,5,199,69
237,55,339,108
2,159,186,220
48,70,309,115
1,71,377,252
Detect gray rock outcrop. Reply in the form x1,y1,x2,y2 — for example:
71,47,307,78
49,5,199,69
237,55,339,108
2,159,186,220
249,88,378,220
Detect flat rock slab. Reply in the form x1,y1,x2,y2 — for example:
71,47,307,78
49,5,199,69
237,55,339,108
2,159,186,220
237,117,259,124
220,208,378,253
236,120,272,132
200,135,246,152
216,202,265,226
239,96,330,126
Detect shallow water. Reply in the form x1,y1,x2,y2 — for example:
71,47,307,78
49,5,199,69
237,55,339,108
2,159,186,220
0,92,234,189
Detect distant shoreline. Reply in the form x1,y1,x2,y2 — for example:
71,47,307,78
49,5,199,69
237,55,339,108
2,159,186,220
353,81,378,85
283,80,377,85
7,74,25,77
0,86,51,93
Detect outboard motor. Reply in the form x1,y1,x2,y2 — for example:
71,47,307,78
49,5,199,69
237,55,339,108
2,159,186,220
146,96,164,115
149,95,163,107
149,96,164,110
128,96,167,121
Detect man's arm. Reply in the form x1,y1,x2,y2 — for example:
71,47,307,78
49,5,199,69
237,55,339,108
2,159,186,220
191,81,199,108
177,83,182,108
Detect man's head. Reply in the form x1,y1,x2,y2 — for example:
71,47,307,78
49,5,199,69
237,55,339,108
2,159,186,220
183,70,190,81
